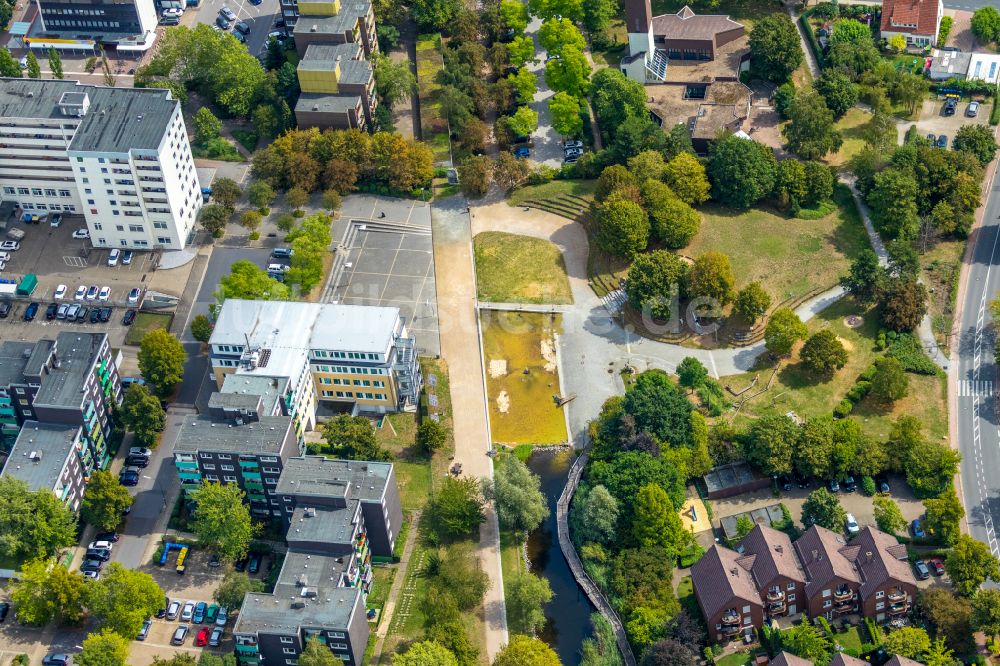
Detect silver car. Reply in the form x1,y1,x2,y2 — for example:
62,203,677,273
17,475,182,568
180,600,195,621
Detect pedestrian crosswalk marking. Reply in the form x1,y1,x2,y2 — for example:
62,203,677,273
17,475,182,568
959,380,994,397
602,289,626,314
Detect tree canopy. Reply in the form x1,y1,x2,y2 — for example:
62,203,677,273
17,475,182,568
493,636,561,666
214,570,265,610
484,455,549,533
189,482,257,561
77,630,130,666
948,535,1000,596
624,250,688,321
118,383,166,447
81,470,134,533
748,13,804,83
87,563,165,638
137,329,186,398
0,476,77,560
428,476,486,538
764,307,807,356
708,135,778,209
321,414,391,461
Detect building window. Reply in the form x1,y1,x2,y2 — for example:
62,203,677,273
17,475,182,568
280,638,294,644
330,644,348,650
218,454,231,460
876,591,884,599
203,464,216,470
223,475,237,482
220,464,234,471
328,632,345,639
283,648,297,655
199,453,212,459
822,589,831,598
823,600,832,608
787,594,796,602
876,602,885,610
786,582,795,590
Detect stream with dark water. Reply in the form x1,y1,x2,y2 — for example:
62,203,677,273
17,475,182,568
525,449,595,665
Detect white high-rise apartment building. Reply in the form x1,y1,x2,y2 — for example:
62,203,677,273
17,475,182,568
0,78,202,250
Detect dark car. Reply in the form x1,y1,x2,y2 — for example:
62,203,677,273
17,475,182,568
943,98,957,116
874,475,890,494
90,307,101,323
75,306,88,322
45,303,58,320
0,301,10,318
936,134,948,149
156,596,169,619
248,553,262,574
99,307,112,322
914,559,931,580
23,302,39,321
927,133,936,143
234,557,249,572
123,309,137,326
119,467,140,486
235,21,250,34
911,518,926,538
95,531,120,543
843,475,857,493
216,15,231,29
80,558,104,572
85,548,111,561
42,655,70,666
795,473,810,489
125,455,149,468
0,601,9,622
827,478,841,493
778,475,793,492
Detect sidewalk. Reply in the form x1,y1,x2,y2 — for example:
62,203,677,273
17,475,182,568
369,512,422,663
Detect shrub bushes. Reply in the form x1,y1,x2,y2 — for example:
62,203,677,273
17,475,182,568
881,331,940,375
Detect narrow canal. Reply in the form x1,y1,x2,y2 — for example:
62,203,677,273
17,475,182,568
526,449,594,665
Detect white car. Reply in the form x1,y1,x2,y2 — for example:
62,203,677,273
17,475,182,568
0,252,10,262
82,570,100,580
162,7,183,16
180,601,195,622
127,288,141,305
108,249,120,267
72,229,89,239
845,513,860,536
98,286,111,301
54,284,67,299
0,260,5,271
50,213,62,227
85,285,99,300
74,285,87,301
88,540,114,551
0,241,19,251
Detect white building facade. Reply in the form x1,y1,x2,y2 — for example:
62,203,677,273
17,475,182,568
0,79,201,250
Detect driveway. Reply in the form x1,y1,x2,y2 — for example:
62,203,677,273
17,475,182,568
523,15,569,168
901,98,992,146
181,246,272,343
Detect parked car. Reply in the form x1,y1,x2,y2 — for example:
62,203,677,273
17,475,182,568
54,284,67,299
75,306,88,322
86,285,98,300
220,6,236,20
56,303,69,319
94,531,120,542
119,467,139,486
914,559,931,580
130,447,152,458
827,478,840,493
98,306,112,322
196,626,211,646
778,475,793,492
172,624,190,645
65,304,79,319
209,626,224,647
967,100,980,117
122,250,134,266
137,619,152,641
0,601,10,622
874,475,890,494
80,559,103,572
72,229,89,239
0,241,18,251
235,558,248,572
193,601,207,624
123,309,137,325
98,286,110,301
937,134,949,149
216,606,228,626
181,601,195,622
88,540,113,551
911,518,926,538
235,20,250,34
206,603,220,623
929,558,945,576
248,553,262,574
272,247,293,258
845,513,860,536
943,98,958,116
42,655,70,666
512,146,530,158
0,302,10,318
74,285,87,300
216,15,231,29
107,249,120,266
125,455,149,468
23,302,38,321
45,303,58,320
127,287,141,304
85,548,111,561
90,308,101,323
843,475,857,492
167,600,181,620
82,570,100,580
156,598,168,619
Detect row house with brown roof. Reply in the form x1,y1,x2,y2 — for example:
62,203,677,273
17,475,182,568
786,655,921,666
879,0,944,48
692,524,916,642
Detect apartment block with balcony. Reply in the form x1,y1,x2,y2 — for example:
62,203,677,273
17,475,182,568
794,525,863,619
289,0,376,56
0,339,56,446
691,545,765,643
232,551,369,666
210,299,421,420
738,524,807,619
295,42,376,131
0,78,201,250
30,332,120,473
172,396,300,520
1,422,87,510
851,527,918,623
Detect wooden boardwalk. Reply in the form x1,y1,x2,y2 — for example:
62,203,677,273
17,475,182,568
556,449,637,666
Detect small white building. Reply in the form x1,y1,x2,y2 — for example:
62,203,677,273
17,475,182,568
968,52,1000,85
879,0,944,47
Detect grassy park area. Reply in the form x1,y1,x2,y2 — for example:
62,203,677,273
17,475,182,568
474,232,572,304
481,311,569,445
124,311,173,346
828,107,874,168
416,34,450,165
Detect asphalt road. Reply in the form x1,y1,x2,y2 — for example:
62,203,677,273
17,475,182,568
944,0,993,9
955,149,1000,560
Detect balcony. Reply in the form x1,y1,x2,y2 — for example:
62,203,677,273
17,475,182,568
720,623,742,636
720,610,741,626
766,587,785,602
766,599,787,616
833,586,855,602
833,602,857,615
887,589,906,602
888,601,909,616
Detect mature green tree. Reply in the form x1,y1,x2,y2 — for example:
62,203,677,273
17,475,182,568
973,588,1000,638
905,439,961,499
589,68,647,134
744,415,798,476
924,486,965,547
803,160,835,206
972,6,1000,43
794,417,835,480
47,48,63,79
416,419,447,454
734,515,755,541
505,572,553,636
214,571,265,610
596,193,649,258
507,35,537,67
631,484,688,556
734,282,771,325
801,487,846,531
596,165,637,202
286,212,333,294
240,209,263,234
190,314,214,343
194,107,223,145
285,186,309,212
189,482,257,562
640,179,700,248
372,53,416,108
659,152,708,205
573,485,618,545
137,329,186,398
624,250,687,321
508,106,539,138
783,88,843,160
676,357,708,391
76,630,129,666
800,330,848,375
211,177,242,211
549,91,582,137
708,135,778,209
639,638,696,666
484,455,549,533
493,636,561,666
923,637,955,666
954,124,998,166
0,49,21,77
783,622,832,663
831,19,873,46
247,180,276,209
588,451,687,516
200,204,230,237
411,0,462,29
623,370,693,448
80,470,134,532
298,637,346,666
458,155,493,197
392,641,456,666
687,251,735,306
628,151,667,183
841,248,885,305
544,44,591,97
500,0,529,32
764,307,807,356
0,476,77,560
10,559,87,626
775,158,808,212
883,627,931,660
882,278,927,332
889,71,927,116
870,357,909,403
748,13,803,83
868,168,920,239
87,563,164,638
527,0,583,20
920,588,974,652
215,259,290,305
814,70,857,120
429,476,486,538
538,17,586,55
322,414,390,461
948,535,1000,596
873,496,907,534
118,384,165,447
25,51,40,79
508,68,537,103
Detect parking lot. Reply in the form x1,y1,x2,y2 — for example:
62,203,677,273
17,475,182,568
189,0,283,62
900,96,994,146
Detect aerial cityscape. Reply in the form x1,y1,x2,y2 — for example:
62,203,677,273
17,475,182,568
0,0,999,663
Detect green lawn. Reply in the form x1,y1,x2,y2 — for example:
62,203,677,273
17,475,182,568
833,625,864,652
726,298,949,442
716,651,755,666
481,311,569,446
828,107,873,168
416,34,450,165
921,239,963,355
684,185,869,304
124,311,173,346
507,179,597,207
474,231,573,305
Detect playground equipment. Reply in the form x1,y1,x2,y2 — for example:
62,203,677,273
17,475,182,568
159,542,184,566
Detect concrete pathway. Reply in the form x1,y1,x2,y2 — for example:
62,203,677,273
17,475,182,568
370,511,422,664
789,3,820,79
430,197,508,660
523,15,568,168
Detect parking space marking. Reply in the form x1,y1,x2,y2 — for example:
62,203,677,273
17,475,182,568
63,256,87,267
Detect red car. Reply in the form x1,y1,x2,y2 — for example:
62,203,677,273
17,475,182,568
929,558,945,576
196,627,211,647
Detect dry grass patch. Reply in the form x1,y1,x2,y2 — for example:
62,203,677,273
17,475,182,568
474,231,572,304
